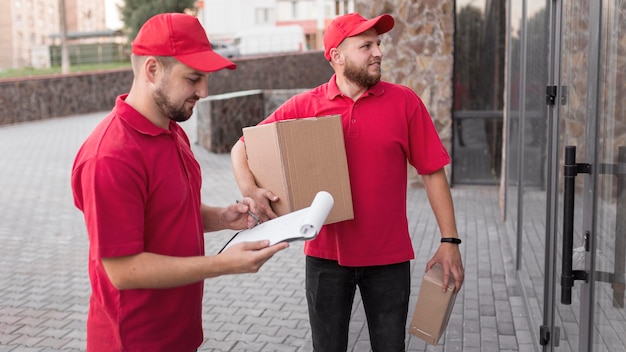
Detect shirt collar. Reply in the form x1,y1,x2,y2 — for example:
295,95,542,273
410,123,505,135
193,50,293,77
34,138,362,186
326,74,386,100
115,94,174,136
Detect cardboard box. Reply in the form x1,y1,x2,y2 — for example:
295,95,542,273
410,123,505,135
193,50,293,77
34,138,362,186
408,263,457,345
242,114,353,224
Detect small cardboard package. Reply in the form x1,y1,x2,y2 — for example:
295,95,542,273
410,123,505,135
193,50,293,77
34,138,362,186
408,263,457,345
242,114,353,224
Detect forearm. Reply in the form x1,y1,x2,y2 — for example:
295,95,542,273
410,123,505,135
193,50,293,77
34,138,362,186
102,252,229,290
231,140,259,195
201,203,228,232
102,241,288,291
421,168,458,238
422,168,465,292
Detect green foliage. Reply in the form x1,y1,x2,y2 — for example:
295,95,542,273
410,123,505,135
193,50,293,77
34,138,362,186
49,43,129,66
0,63,131,79
119,0,197,41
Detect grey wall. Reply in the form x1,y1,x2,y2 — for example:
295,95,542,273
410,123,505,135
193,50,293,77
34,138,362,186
0,51,334,126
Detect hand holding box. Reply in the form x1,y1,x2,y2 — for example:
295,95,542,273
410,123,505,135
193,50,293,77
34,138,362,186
408,263,458,345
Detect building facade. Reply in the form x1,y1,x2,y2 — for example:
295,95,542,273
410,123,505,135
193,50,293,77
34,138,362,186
0,0,106,70
200,0,355,50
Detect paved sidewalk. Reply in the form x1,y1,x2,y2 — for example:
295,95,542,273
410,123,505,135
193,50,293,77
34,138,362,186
0,112,535,351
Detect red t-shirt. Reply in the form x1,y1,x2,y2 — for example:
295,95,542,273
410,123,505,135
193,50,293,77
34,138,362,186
259,75,450,266
72,95,204,351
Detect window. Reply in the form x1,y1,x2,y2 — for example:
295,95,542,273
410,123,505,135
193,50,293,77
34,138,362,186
255,8,274,25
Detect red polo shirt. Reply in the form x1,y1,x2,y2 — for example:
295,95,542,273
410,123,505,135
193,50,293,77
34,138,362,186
72,95,204,351
259,75,450,266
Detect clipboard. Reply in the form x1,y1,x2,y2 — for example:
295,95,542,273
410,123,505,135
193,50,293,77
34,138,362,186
219,191,334,253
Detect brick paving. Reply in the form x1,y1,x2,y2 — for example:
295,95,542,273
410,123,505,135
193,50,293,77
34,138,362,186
0,112,535,351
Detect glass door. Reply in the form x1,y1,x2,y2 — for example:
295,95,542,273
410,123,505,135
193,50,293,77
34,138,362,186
543,0,626,351
587,2,626,350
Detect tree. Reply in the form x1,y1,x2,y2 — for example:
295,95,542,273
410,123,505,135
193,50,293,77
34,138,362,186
59,0,70,73
119,0,197,41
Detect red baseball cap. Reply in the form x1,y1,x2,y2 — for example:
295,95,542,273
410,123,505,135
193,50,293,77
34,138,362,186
323,13,395,61
132,13,236,72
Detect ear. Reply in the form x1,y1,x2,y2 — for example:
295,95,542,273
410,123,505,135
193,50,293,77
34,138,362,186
329,48,344,65
144,56,160,83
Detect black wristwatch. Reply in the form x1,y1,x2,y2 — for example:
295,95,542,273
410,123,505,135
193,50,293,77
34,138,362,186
441,237,462,244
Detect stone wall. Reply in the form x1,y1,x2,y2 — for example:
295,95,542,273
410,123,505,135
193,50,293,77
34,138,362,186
0,51,334,126
194,89,308,153
205,51,334,95
0,69,132,125
195,90,265,153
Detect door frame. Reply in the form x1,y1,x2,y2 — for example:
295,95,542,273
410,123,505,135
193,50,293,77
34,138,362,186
541,0,563,348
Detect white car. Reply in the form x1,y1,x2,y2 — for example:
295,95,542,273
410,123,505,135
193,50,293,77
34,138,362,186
211,41,240,58
233,25,307,56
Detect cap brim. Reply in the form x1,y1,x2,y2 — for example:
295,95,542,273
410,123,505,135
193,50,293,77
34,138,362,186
175,50,237,72
348,14,395,37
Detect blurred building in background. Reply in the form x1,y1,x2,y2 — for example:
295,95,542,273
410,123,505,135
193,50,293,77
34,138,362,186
0,0,353,70
200,0,354,52
0,0,106,70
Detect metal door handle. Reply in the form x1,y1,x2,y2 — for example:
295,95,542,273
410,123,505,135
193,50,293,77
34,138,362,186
561,146,589,305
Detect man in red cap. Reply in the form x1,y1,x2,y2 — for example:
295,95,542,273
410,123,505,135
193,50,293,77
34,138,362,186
231,12,465,351
71,13,288,351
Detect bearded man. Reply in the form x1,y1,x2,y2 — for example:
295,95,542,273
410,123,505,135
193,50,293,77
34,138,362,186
71,13,287,351
231,12,465,352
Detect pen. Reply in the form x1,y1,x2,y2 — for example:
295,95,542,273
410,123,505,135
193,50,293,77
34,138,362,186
236,200,261,224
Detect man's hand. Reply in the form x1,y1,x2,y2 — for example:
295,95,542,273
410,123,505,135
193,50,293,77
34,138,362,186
426,243,464,293
219,240,289,274
202,197,275,232
226,197,263,229
245,188,280,223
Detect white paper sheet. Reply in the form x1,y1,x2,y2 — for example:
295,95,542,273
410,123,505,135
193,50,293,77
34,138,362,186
219,191,334,253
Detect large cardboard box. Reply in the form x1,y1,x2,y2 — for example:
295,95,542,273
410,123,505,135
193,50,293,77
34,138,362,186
242,114,353,224
408,263,458,345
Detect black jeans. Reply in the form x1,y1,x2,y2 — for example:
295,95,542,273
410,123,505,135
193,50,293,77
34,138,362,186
305,256,410,352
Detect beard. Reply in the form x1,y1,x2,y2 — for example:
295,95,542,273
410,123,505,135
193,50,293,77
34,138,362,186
153,86,197,123
343,57,382,88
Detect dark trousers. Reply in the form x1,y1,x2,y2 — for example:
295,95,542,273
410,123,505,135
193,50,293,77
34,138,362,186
305,256,410,352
